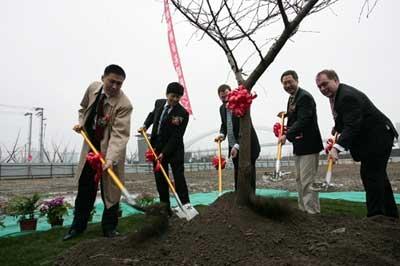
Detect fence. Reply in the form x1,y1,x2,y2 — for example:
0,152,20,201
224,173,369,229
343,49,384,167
0,157,392,180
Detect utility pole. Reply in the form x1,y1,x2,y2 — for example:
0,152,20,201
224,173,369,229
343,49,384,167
24,112,33,162
35,107,44,163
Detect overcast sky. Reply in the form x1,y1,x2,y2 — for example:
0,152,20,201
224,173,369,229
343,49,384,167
1,0,399,158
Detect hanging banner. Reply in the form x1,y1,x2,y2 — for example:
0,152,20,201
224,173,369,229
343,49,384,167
164,0,193,115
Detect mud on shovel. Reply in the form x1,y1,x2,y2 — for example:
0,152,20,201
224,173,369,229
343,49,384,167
139,129,199,221
263,111,290,182
311,134,343,192
80,130,146,212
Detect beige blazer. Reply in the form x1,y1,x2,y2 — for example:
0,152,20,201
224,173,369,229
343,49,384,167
75,81,133,208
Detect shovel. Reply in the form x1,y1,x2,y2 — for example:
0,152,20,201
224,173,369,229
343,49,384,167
311,134,343,192
264,111,290,182
79,130,146,212
139,129,199,221
217,139,223,196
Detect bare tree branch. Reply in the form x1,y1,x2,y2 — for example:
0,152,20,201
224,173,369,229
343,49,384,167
277,0,290,28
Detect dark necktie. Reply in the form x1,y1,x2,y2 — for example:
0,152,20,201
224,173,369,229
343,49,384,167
157,105,170,135
94,94,106,141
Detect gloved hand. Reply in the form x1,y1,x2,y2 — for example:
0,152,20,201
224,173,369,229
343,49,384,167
325,138,335,154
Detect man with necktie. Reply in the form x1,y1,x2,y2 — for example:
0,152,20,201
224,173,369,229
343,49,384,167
139,82,192,215
64,64,133,240
316,69,398,219
214,84,260,192
279,70,323,214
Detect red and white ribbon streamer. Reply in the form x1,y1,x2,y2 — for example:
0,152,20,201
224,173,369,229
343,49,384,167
164,0,193,115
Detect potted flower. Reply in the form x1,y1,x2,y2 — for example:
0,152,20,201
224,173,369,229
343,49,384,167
39,197,72,227
6,193,41,231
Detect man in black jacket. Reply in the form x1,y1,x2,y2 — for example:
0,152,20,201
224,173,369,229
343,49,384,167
215,84,261,192
316,69,398,219
279,70,323,214
139,82,191,214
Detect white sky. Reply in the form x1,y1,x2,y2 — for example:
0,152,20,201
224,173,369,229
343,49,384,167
0,0,399,157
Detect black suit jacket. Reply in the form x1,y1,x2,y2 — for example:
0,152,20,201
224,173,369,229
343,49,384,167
143,99,189,162
286,87,323,156
333,83,398,161
219,104,260,162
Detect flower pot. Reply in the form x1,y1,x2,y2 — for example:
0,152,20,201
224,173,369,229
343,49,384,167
19,218,37,231
50,217,64,227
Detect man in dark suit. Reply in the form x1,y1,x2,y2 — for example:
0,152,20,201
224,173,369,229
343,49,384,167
316,69,399,219
139,82,191,215
215,84,261,192
279,70,323,214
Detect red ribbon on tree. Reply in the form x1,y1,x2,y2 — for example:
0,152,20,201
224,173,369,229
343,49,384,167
226,85,257,117
212,155,226,170
145,148,162,173
86,152,103,189
273,122,288,138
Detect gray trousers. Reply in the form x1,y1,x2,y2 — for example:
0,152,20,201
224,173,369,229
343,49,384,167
295,153,320,214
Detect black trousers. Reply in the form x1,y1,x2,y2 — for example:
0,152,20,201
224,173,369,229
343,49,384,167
154,159,190,208
71,162,120,233
231,149,257,193
359,130,399,218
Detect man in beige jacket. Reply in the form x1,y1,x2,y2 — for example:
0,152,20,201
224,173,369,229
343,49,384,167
64,64,132,240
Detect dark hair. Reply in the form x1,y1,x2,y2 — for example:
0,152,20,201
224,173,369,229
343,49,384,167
166,82,184,96
104,64,126,78
217,84,231,94
280,70,298,82
316,69,340,82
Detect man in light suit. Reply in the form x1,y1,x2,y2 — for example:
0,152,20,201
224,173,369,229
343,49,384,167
139,82,191,216
64,64,133,240
215,84,260,192
316,69,398,219
279,70,323,214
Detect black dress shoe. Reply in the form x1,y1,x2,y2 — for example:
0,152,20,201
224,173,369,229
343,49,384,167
63,229,82,241
103,230,120,238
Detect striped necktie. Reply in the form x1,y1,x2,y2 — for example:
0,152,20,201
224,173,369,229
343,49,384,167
157,105,170,135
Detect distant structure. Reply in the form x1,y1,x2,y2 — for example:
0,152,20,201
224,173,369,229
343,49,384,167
397,123,400,147
136,134,149,164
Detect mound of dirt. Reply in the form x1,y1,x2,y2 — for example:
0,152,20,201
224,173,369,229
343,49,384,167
56,193,400,266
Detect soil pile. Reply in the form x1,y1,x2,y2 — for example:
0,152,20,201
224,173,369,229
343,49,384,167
56,193,400,266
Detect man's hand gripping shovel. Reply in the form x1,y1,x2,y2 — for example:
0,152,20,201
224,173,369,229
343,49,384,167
311,133,343,192
139,129,199,221
79,130,146,212
217,139,223,196
263,111,290,182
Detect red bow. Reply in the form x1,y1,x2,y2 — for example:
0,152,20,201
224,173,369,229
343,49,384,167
145,148,162,173
325,138,335,154
226,85,257,117
212,155,226,170
273,122,287,138
86,152,103,189
145,149,156,162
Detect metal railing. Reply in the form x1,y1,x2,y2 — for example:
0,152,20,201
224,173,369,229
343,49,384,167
0,157,391,180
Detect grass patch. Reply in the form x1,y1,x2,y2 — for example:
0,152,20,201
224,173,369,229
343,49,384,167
0,200,395,266
0,213,147,266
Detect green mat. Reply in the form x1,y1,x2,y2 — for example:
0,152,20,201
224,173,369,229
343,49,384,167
1,189,399,238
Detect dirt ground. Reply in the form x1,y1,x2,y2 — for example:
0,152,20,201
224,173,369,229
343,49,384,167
55,192,400,266
2,163,400,265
